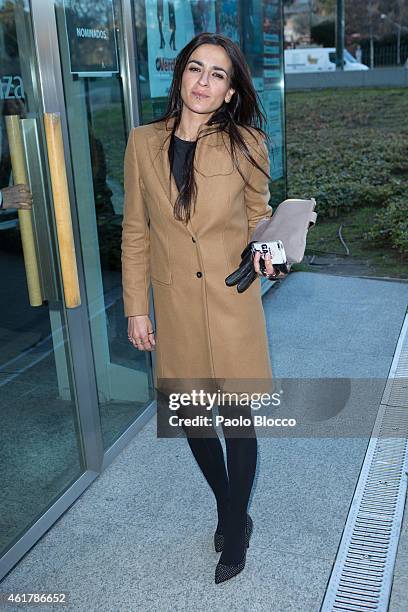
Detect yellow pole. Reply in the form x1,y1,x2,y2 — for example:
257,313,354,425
44,112,81,308
5,115,43,306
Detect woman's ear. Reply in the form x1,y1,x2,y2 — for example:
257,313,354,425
225,88,235,103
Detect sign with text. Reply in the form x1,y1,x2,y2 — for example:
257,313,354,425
63,0,119,76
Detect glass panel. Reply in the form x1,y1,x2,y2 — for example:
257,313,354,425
0,0,84,557
247,0,286,203
53,0,154,450
133,0,286,204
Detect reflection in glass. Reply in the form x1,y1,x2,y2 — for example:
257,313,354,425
0,0,84,559
55,0,154,449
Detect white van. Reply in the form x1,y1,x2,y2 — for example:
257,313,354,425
284,47,368,73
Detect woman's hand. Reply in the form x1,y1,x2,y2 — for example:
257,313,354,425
128,315,156,351
253,251,289,280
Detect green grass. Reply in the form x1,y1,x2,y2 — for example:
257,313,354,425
285,87,408,277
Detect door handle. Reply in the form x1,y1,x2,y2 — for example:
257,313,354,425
21,118,59,304
44,112,81,309
5,115,43,307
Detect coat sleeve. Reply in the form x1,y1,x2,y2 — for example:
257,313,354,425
244,130,273,242
121,128,151,317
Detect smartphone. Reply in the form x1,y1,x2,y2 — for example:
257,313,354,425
251,240,289,275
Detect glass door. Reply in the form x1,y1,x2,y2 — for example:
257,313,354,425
0,0,88,568
50,0,155,449
1,0,155,579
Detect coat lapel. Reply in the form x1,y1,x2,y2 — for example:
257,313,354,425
146,116,179,211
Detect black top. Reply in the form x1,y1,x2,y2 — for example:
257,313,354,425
169,135,197,192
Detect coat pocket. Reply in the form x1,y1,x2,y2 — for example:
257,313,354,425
222,229,248,276
150,237,172,285
194,144,235,177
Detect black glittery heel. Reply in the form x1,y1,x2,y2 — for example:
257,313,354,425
214,513,253,553
215,551,247,584
214,531,224,553
214,515,253,584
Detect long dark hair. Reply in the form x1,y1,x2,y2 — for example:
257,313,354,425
147,32,274,224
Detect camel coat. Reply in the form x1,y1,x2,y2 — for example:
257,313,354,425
121,116,274,398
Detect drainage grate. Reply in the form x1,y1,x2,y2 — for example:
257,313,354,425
321,313,408,612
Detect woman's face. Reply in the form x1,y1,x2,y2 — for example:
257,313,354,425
180,44,235,116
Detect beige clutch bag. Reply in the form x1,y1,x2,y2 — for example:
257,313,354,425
225,197,317,292
251,197,317,264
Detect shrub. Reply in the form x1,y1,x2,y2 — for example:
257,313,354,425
286,89,408,256
364,197,408,257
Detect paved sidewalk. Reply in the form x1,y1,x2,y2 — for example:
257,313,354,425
1,272,407,612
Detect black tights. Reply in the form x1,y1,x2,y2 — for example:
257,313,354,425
180,402,257,565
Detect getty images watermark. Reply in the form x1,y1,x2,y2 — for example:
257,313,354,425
156,377,397,439
165,388,296,430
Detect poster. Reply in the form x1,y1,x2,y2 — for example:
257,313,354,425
217,0,240,43
262,0,284,181
63,0,119,76
262,89,284,181
146,0,216,98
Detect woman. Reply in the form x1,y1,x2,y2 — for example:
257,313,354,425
121,32,288,584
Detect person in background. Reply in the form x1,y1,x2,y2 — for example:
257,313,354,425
0,184,32,210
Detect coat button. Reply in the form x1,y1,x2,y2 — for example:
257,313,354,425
196,271,202,278
192,237,196,243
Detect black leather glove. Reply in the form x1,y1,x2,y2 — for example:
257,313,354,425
225,242,258,293
225,242,289,292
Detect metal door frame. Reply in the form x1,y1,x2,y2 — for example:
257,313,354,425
0,0,156,582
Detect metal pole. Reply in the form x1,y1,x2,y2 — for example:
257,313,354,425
397,23,401,65
335,0,345,70
397,0,403,65
369,0,374,69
